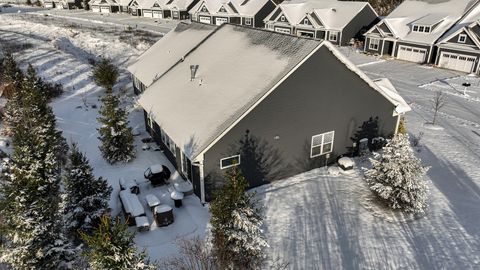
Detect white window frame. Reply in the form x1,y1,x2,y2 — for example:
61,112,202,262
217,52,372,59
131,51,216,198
303,18,309,25
310,131,335,158
220,155,241,169
458,34,467,43
328,31,338,42
280,15,285,22
275,27,291,34
369,38,380,50
245,17,252,25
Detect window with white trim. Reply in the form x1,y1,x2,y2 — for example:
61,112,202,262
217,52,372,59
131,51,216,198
275,27,291,34
220,155,241,169
280,15,285,22
328,31,338,42
369,38,380,50
303,18,309,25
412,24,431,33
458,34,467,43
310,131,334,158
245,17,252,25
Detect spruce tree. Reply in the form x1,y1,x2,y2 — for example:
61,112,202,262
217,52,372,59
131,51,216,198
64,143,112,242
365,134,429,214
80,216,156,270
210,168,268,269
97,91,135,164
0,64,74,269
92,58,119,92
2,51,23,88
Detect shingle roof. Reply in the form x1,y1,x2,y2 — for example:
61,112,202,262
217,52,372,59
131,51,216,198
438,1,480,44
189,0,273,17
375,0,479,44
136,23,408,160
127,22,217,87
264,0,373,30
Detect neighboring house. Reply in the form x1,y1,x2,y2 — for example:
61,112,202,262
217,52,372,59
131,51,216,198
435,4,480,73
127,22,217,95
364,0,479,64
263,0,378,45
189,0,276,27
138,0,199,19
90,0,120,13
130,22,410,203
52,0,82,9
128,0,142,16
44,0,55,8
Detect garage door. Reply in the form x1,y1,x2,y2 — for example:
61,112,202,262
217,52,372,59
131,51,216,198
92,6,100,12
45,2,54,8
143,10,152,17
199,16,211,24
397,45,427,63
153,11,163,18
216,17,228,26
100,6,110,13
438,52,476,73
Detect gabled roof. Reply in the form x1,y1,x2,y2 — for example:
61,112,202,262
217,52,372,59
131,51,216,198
438,1,480,45
89,0,118,5
137,22,409,160
264,0,375,30
371,0,479,45
127,22,217,87
189,0,273,17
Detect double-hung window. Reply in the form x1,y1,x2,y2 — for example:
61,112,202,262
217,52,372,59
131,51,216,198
245,17,252,25
328,31,338,42
458,34,467,43
310,131,334,158
369,38,380,50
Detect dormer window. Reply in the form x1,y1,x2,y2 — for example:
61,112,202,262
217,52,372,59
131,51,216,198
412,24,431,33
280,15,286,22
458,34,467,43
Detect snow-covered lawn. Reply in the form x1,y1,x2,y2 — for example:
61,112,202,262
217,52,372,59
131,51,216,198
0,12,209,263
1,9,479,268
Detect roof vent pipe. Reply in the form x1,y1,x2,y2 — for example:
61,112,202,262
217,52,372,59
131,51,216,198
190,64,199,81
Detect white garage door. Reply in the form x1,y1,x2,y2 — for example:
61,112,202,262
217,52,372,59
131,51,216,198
45,2,54,8
153,11,163,18
92,6,100,12
397,45,427,63
100,6,110,13
143,10,152,17
215,17,228,26
199,16,211,24
438,52,476,73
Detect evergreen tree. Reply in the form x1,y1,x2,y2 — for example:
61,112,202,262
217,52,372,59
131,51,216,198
64,143,112,242
2,51,23,87
210,168,268,269
365,134,429,214
80,215,156,270
97,91,135,164
0,64,74,269
92,58,119,92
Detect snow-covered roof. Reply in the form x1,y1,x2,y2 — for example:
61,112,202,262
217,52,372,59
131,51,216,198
372,78,411,115
127,22,216,87
264,0,374,30
137,23,409,160
189,0,274,17
438,1,480,45
371,0,479,44
89,0,118,6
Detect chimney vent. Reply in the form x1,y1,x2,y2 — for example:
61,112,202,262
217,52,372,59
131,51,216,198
190,64,199,81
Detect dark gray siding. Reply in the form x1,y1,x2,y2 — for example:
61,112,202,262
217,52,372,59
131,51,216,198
203,46,398,196
378,22,391,34
341,4,378,45
471,25,480,36
315,30,325,39
254,1,276,28
230,16,241,25
447,32,476,46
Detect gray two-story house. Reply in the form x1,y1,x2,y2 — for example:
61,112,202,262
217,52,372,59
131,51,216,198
188,0,276,27
131,22,410,203
435,3,480,73
364,0,479,64
263,0,378,45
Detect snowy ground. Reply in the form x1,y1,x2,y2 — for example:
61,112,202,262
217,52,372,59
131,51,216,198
0,7,479,268
0,10,208,263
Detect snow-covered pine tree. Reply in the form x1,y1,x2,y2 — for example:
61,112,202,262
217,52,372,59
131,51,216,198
97,91,135,164
64,143,112,242
92,58,119,93
365,134,429,214
80,215,156,270
1,51,23,88
0,64,75,269
210,168,268,269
